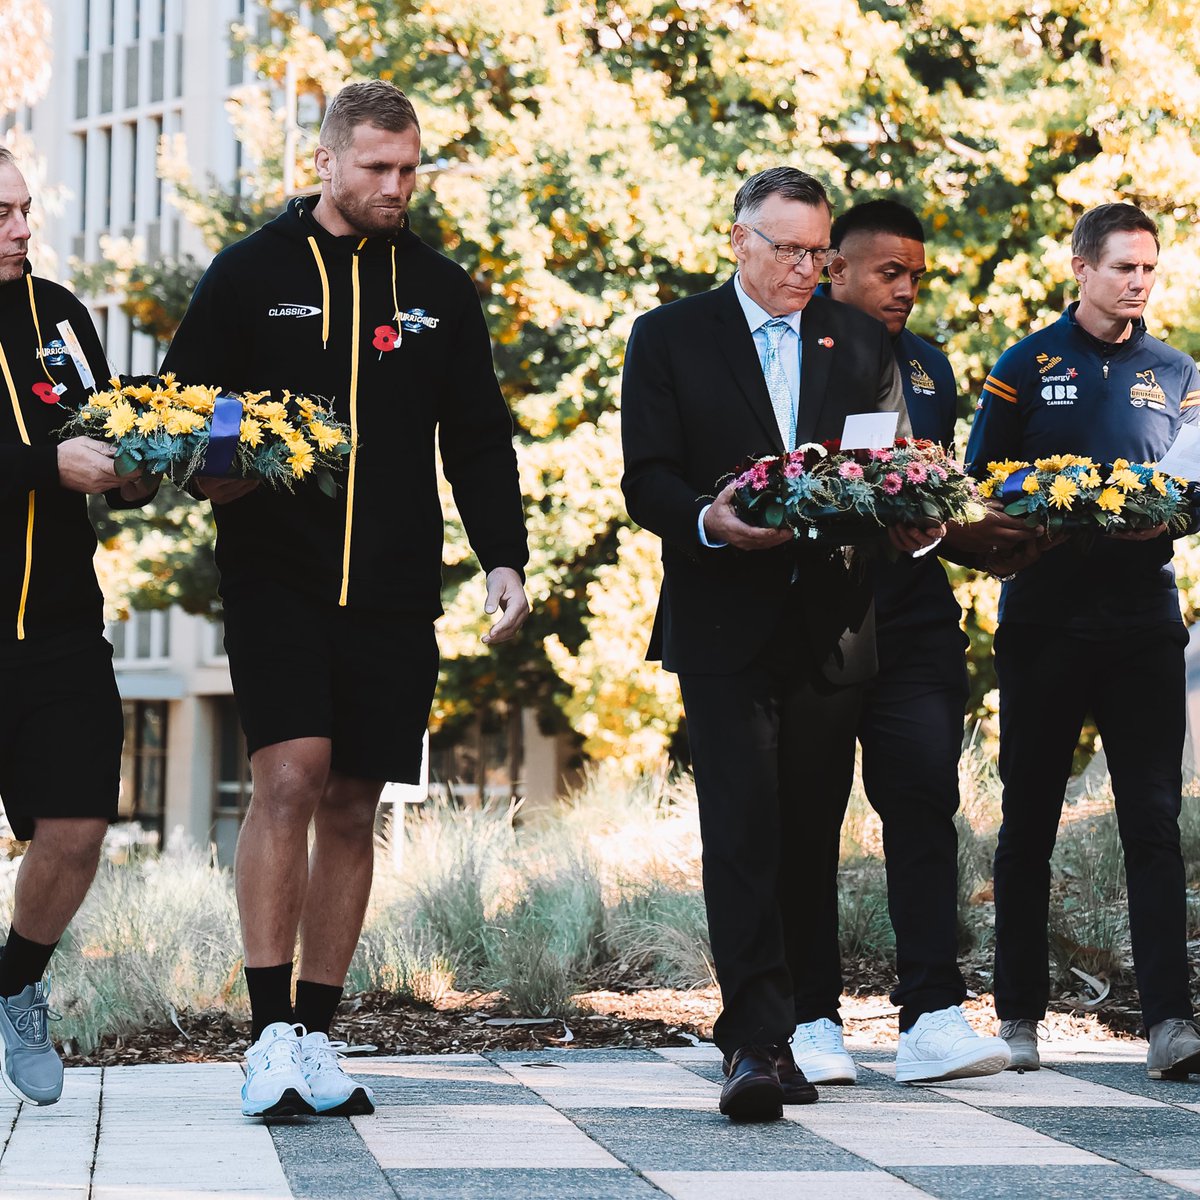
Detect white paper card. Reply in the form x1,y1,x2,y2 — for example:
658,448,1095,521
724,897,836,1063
839,410,898,451
1154,423,1200,482
56,319,98,390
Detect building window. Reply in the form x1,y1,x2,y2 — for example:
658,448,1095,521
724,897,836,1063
211,697,251,867
119,700,168,845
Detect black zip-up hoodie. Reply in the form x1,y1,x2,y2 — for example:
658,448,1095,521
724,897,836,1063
161,197,528,615
1,265,113,656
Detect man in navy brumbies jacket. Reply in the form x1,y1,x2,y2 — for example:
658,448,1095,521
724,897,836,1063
966,203,1200,1078
787,201,1026,1085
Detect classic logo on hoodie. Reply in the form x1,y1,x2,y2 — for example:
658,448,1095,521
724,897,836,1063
268,302,322,318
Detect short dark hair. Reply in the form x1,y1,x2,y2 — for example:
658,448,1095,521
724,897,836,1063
830,199,924,249
733,167,831,225
1071,203,1159,264
319,80,420,155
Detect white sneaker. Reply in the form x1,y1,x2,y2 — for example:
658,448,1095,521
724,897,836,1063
242,1022,317,1117
791,1018,857,1084
895,1006,1012,1083
299,1031,376,1116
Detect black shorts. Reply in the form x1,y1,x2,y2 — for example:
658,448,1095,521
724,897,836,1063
221,584,439,782
0,635,122,841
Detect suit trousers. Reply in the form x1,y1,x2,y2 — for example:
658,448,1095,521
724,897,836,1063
679,590,865,1055
992,621,1193,1031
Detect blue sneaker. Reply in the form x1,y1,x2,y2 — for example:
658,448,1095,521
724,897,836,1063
0,980,64,1106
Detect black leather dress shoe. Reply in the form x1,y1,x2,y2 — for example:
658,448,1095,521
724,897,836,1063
722,1045,818,1105
719,1045,783,1122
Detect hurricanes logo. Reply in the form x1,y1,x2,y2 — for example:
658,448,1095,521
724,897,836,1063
909,359,936,395
36,338,67,367
1130,369,1167,410
397,307,440,334
1037,353,1063,375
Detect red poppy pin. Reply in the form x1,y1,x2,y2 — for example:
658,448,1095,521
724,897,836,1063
818,337,835,348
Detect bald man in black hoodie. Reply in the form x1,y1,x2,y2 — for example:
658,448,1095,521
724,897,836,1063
163,82,529,1118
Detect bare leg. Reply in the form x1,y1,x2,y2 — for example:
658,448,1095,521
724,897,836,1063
11,818,109,943
296,772,384,985
235,738,332,968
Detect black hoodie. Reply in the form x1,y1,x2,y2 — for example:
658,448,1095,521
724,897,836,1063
0,266,114,656
161,197,528,615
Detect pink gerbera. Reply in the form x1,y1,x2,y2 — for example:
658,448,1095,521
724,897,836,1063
882,472,903,495
783,462,804,479
906,462,928,483
838,461,864,480
871,449,893,463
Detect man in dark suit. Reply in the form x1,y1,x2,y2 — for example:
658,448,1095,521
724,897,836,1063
621,167,934,1121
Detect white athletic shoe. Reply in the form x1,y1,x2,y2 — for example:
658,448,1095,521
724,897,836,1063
791,1017,857,1084
895,1006,1012,1083
242,1022,317,1117
299,1031,376,1116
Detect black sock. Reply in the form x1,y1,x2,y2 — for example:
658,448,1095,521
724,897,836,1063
0,926,58,998
245,962,294,1040
294,980,344,1037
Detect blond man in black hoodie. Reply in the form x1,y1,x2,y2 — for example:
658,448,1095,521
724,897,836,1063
163,82,530,1118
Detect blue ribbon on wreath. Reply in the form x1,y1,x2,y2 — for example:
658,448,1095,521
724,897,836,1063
200,393,244,476
998,465,1036,504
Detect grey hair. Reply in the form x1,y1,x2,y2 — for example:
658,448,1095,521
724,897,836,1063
0,147,16,168
1072,203,1158,264
733,167,832,225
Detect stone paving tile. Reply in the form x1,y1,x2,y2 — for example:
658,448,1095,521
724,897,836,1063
979,1106,1200,1171
786,1100,1106,1166
1145,1169,1200,1195
353,1104,624,1169
384,1167,662,1198
269,1117,395,1199
1052,1061,1200,1106
563,1107,871,1172
646,1168,929,1198
488,1049,665,1064
0,1068,99,1200
496,1058,717,1110
350,1055,541,1106
675,1056,957,1103
891,1165,1193,1199
925,1066,1166,1107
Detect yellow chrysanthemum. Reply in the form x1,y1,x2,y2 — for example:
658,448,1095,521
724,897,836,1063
308,420,341,452
1109,467,1144,492
1082,470,1102,488
987,459,1027,482
1111,458,1130,473
179,384,217,413
1152,473,1168,495
163,408,205,436
1048,475,1077,509
977,478,996,498
255,401,288,421
1022,473,1040,493
89,390,117,410
136,411,160,434
266,415,293,438
105,400,138,438
240,418,264,447
289,445,316,477
1097,486,1126,514
127,384,156,403
1035,454,1076,472
283,430,309,454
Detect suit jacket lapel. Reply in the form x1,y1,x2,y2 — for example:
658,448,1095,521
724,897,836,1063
711,279,785,454
795,296,834,444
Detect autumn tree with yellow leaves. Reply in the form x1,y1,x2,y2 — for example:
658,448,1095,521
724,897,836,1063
88,0,1200,771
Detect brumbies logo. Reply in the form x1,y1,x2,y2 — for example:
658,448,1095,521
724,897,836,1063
268,302,321,318
1037,353,1063,374
397,307,440,334
1130,369,1167,410
36,338,68,367
909,359,936,395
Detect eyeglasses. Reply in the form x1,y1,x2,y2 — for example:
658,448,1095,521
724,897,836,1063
746,225,836,267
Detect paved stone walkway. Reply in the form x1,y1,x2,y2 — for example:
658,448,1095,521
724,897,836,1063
4,1039,1200,1198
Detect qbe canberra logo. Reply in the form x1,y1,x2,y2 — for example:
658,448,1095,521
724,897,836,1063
268,302,322,318
397,308,440,334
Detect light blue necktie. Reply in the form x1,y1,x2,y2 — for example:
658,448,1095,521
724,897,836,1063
762,317,796,450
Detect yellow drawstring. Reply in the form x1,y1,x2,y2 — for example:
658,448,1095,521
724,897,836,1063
27,274,55,385
338,240,368,607
307,236,331,349
390,243,402,349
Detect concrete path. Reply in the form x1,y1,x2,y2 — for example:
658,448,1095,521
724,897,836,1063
4,1039,1200,1198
